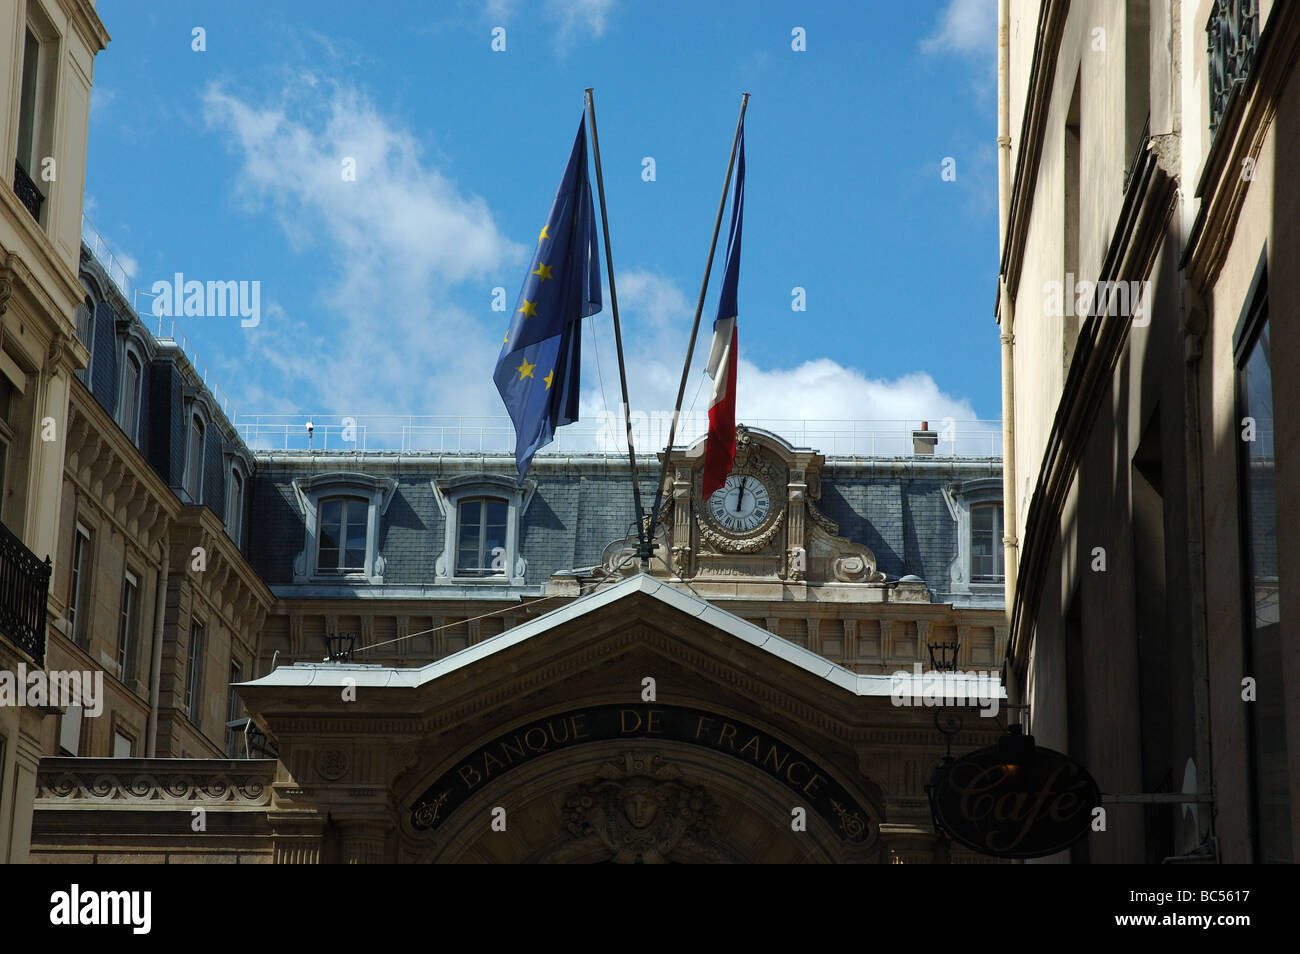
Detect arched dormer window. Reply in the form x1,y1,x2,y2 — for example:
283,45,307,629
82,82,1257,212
118,344,143,443
73,293,95,383
433,474,535,586
227,467,245,548
184,412,205,502
316,495,367,573
290,472,398,583
942,476,1005,597
455,497,509,577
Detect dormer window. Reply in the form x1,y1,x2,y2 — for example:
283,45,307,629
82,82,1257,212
434,475,534,586
970,504,1004,582
74,295,95,382
185,414,205,502
226,467,245,547
290,472,397,583
317,496,368,574
118,348,142,442
942,477,1005,598
456,497,509,577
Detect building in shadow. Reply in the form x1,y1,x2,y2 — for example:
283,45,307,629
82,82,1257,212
997,0,1297,862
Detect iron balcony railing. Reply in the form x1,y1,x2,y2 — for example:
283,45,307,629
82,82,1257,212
0,519,51,667
1207,0,1260,136
12,160,44,222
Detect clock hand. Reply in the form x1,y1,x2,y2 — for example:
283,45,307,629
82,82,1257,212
736,477,746,513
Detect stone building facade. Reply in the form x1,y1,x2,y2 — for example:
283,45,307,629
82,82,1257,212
0,0,107,865
2,0,1014,865
998,0,1298,862
22,236,1010,860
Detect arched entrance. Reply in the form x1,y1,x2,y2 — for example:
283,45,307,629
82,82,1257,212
396,703,883,863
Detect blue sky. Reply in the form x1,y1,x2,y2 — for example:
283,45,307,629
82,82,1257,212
85,0,999,448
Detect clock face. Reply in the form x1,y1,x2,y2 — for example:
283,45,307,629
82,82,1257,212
707,473,773,534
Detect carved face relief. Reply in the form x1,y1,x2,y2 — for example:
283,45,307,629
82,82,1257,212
620,781,661,829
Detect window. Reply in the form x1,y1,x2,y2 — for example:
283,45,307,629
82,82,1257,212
117,571,140,684
118,350,142,443
290,472,396,583
316,496,367,573
1234,258,1288,862
58,705,82,756
112,730,133,758
227,468,244,547
456,498,509,577
13,19,54,225
0,377,11,530
67,524,92,646
185,415,205,501
226,661,244,758
16,29,40,176
433,475,534,585
186,618,205,722
74,296,95,381
970,504,1004,582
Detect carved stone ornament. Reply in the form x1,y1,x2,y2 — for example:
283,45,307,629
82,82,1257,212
696,506,785,554
318,748,349,781
831,551,886,583
546,752,741,863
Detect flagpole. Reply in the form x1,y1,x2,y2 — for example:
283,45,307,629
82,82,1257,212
645,92,749,557
585,88,648,554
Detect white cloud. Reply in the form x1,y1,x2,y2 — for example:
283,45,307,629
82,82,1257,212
114,248,140,280
483,0,613,52
202,78,522,415
921,0,996,56
547,0,613,42
90,86,116,120
580,270,992,456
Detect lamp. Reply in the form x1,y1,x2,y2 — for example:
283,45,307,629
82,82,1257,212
324,630,356,662
928,640,961,672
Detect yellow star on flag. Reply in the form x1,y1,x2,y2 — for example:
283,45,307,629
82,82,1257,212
516,358,536,380
544,368,554,389
518,299,538,319
532,262,553,281
538,223,550,243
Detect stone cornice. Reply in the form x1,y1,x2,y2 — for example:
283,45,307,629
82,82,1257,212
35,757,273,806
1007,148,1177,675
55,0,112,51
0,240,83,338
1181,1,1300,289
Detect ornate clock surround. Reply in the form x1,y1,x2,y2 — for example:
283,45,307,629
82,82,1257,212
624,425,888,585
695,444,785,553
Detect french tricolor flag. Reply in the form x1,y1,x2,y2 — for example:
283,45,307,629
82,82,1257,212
702,123,745,501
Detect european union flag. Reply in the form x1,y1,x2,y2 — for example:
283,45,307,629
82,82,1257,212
494,115,602,479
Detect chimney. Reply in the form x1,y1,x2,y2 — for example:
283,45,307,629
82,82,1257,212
912,421,937,456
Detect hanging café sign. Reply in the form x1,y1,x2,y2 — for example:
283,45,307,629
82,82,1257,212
926,725,1100,859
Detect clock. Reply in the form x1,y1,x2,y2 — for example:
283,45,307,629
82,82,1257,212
707,473,774,534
